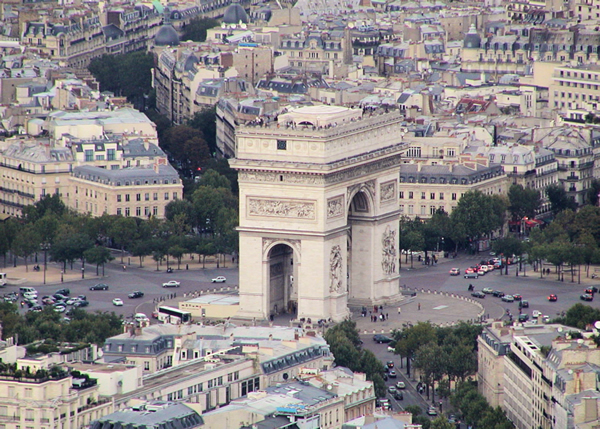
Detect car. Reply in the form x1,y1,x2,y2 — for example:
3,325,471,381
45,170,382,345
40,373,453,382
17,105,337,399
531,310,541,318
513,294,522,301
23,291,38,300
373,334,393,344
134,313,149,322
464,272,478,279
482,287,494,294
477,268,486,276
387,386,397,394
53,293,67,301
449,268,460,276
388,370,397,378
386,361,395,368
492,290,505,298
542,315,551,323
90,283,109,291
518,314,529,322
377,399,391,410
520,300,529,308
471,291,485,298
162,280,180,288
77,295,87,301
55,288,70,296
585,288,598,295
30,305,43,313
487,265,495,271
211,276,227,283
396,381,406,389
581,293,594,301
53,305,66,313
427,407,438,416
387,345,396,352
73,300,89,308
394,391,404,400
4,292,17,302
23,299,37,308
66,298,80,305
41,297,55,305
128,291,144,299
465,267,476,274
112,298,124,306
502,295,515,302
548,294,558,302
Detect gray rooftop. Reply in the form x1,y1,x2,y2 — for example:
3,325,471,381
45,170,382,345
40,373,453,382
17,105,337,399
89,402,203,429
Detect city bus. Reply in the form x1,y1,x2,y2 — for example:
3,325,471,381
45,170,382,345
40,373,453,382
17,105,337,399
157,306,192,324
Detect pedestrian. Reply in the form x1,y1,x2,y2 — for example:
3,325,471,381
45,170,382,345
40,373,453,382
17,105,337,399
397,307,401,315
418,302,421,311
386,313,389,320
379,314,384,321
379,305,383,313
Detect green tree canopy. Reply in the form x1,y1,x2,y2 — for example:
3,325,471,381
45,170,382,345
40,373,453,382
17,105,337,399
181,18,219,42
546,184,578,215
507,184,541,221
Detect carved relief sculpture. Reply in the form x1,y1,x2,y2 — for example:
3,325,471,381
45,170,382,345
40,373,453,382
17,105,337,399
381,225,397,275
327,196,344,219
380,180,396,203
329,245,343,292
248,198,316,219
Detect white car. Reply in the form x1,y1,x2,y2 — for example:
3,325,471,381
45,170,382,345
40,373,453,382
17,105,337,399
66,298,81,305
211,276,227,283
162,280,180,288
134,313,149,322
54,305,66,313
112,298,124,306
532,310,542,318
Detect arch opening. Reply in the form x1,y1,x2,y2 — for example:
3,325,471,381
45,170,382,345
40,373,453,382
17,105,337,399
267,243,297,317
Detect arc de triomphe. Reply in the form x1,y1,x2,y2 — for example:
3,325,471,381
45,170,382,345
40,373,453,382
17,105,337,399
230,106,407,321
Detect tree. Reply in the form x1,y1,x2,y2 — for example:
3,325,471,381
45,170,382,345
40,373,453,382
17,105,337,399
562,303,600,330
585,179,600,206
168,245,186,270
507,184,541,221
161,125,210,177
395,322,437,376
414,342,447,403
188,106,217,154
83,246,114,276
450,190,507,246
12,225,40,270
430,417,454,429
109,217,139,263
197,169,232,190
181,18,219,42
546,184,578,215
131,239,153,268
22,194,66,224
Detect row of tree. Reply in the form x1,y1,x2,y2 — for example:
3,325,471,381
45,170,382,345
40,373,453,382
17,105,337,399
0,302,122,345
0,169,238,273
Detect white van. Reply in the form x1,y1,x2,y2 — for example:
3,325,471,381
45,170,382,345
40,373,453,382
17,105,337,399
134,313,149,322
19,287,37,297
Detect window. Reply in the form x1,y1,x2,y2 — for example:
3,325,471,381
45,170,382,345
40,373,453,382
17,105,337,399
136,207,141,216
452,193,457,201
145,207,150,216
421,192,426,200
107,149,116,161
430,193,435,200
408,205,414,215
95,155,105,161
399,191,404,199
136,194,141,202
117,195,122,202
164,192,169,200
439,193,444,200
420,205,426,215
277,139,287,150
153,192,158,201
84,150,93,162
125,207,130,217
145,193,150,201
409,192,413,199
447,148,456,157
125,194,130,202
117,208,122,216
153,206,158,216
430,206,436,215
173,192,178,200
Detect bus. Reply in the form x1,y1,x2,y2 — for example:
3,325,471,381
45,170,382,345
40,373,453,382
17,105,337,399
157,306,192,324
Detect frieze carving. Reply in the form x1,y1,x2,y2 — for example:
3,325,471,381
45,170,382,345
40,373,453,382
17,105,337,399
381,225,397,275
347,180,376,206
325,154,403,185
238,171,324,185
262,238,301,256
327,195,344,219
249,198,315,219
329,245,343,293
380,180,396,203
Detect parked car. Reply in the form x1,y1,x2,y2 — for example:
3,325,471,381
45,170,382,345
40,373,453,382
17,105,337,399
128,291,144,299
396,381,406,389
464,272,478,279
73,300,89,308
30,305,43,313
548,294,558,302
585,287,598,295
449,268,460,276
518,314,529,322
55,288,70,296
394,391,404,400
66,298,80,305
532,310,542,318
482,288,494,294
471,291,486,298
502,295,515,302
112,298,124,306
427,407,438,416
3,292,17,302
162,280,180,288
581,293,594,301
211,276,227,283
373,334,393,343
90,283,109,291
54,305,66,313
492,290,505,298
520,300,529,308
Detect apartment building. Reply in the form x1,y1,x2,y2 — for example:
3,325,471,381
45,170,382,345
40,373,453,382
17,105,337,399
91,402,203,429
0,361,113,429
549,64,600,117
478,321,600,429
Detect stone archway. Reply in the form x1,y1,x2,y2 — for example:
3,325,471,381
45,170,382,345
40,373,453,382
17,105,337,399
231,106,406,321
